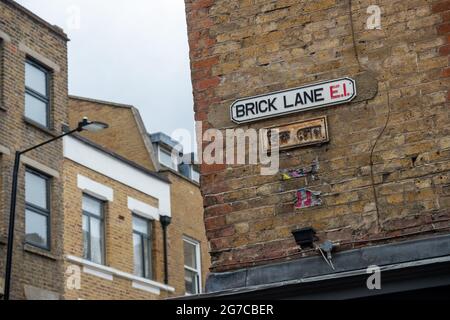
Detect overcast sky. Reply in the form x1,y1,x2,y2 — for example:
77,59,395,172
16,0,196,152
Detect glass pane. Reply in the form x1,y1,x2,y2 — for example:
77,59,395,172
185,269,199,295
133,216,148,235
82,215,89,260
184,240,197,269
90,217,103,264
25,171,48,209
191,169,200,183
144,238,152,279
25,93,48,127
25,62,47,96
82,196,102,217
25,209,48,248
133,233,143,277
159,148,177,170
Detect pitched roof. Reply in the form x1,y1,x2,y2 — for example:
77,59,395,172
68,95,161,172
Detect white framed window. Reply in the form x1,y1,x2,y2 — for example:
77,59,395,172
82,194,105,265
158,146,178,171
133,215,153,280
183,237,202,295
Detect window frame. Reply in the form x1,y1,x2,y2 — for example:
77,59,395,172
158,146,178,171
24,168,51,250
24,58,51,128
191,167,200,183
82,193,106,265
183,236,202,295
132,214,154,280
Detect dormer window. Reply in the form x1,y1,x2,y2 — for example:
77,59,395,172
159,146,178,171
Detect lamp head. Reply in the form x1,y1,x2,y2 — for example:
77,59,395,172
78,117,109,132
160,215,172,227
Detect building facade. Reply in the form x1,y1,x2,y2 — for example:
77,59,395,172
62,134,175,299
0,0,209,299
0,0,69,299
66,96,210,299
184,0,450,298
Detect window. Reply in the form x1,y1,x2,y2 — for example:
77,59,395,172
82,194,105,265
159,147,178,171
25,169,50,249
183,237,201,295
25,59,50,127
132,215,153,279
191,168,200,183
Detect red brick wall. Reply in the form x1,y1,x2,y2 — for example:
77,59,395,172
185,0,450,272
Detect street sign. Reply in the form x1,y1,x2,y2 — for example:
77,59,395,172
230,77,356,124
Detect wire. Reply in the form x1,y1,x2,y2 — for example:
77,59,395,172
369,89,391,232
211,223,450,271
348,0,362,71
316,245,335,270
348,0,391,232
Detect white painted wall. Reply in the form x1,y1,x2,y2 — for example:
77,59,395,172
64,136,171,217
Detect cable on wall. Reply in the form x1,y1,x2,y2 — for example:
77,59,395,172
348,0,391,232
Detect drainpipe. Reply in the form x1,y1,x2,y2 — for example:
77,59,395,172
160,215,172,285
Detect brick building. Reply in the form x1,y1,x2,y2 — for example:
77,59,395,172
0,0,209,299
65,97,210,299
0,0,69,299
184,0,450,298
62,134,175,299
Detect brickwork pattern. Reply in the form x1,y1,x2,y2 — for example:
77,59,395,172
163,172,211,294
62,159,167,300
184,0,450,272
68,97,157,172
0,0,68,299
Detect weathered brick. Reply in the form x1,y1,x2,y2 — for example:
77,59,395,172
185,0,450,273
0,0,68,299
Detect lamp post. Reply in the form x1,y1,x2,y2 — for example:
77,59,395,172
3,118,108,300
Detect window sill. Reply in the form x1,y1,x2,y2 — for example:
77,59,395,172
23,117,57,137
24,244,58,261
66,255,175,294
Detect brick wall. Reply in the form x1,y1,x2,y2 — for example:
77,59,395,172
0,0,68,299
163,171,211,294
68,97,158,172
185,0,450,272
68,97,211,295
62,159,168,300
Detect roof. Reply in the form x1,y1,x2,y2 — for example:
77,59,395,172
69,133,170,184
68,95,161,172
150,132,183,152
175,233,450,300
2,0,69,41
69,95,134,109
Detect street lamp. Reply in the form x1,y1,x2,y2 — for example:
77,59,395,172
3,117,108,300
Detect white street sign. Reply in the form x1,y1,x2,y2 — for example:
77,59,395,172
230,77,357,124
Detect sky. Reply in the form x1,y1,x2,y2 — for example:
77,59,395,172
16,0,196,152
